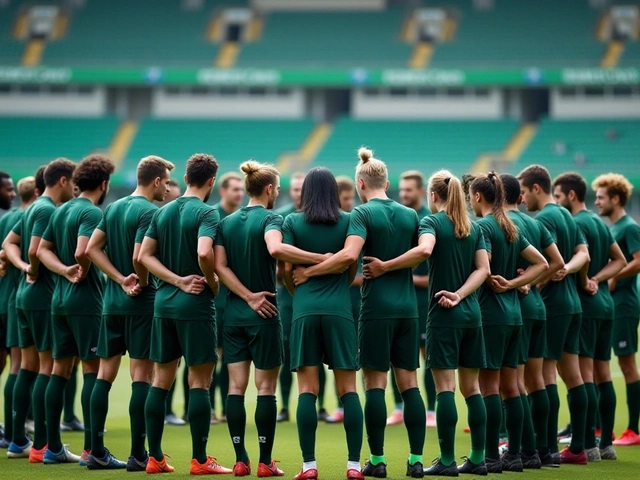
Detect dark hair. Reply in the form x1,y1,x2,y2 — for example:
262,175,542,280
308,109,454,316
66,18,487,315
471,172,518,243
554,172,587,203
35,166,46,194
300,167,341,225
219,171,243,189
186,153,218,188
73,154,115,192
517,164,551,194
44,158,76,187
240,160,279,197
500,173,521,205
0,171,10,184
168,178,180,187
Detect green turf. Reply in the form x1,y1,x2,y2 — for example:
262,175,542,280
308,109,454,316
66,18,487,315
1,356,638,479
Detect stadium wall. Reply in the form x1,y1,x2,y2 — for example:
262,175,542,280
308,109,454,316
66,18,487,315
550,87,640,118
0,86,106,117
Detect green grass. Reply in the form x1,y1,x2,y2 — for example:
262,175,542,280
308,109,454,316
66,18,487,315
1,356,639,479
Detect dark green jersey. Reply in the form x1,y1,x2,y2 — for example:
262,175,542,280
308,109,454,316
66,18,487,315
96,195,158,316
145,196,219,321
42,197,103,315
477,214,529,326
274,203,297,306
536,203,584,315
13,197,57,311
0,208,24,314
414,205,430,313
574,209,616,320
215,206,283,327
610,215,640,319
212,203,236,314
507,210,554,321
349,198,419,320
282,211,352,321
420,211,485,328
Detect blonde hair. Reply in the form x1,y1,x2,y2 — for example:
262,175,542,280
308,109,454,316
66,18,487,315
400,170,425,189
429,170,471,239
137,155,175,186
17,176,36,203
592,173,634,207
355,147,388,189
336,175,355,194
218,171,243,189
240,160,279,197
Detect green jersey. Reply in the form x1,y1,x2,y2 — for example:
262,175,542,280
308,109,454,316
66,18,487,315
574,209,616,320
212,203,236,314
0,208,24,314
215,205,283,327
13,197,57,311
349,198,419,320
43,197,103,315
419,211,486,328
145,196,219,321
414,205,430,311
96,195,158,316
610,215,640,319
507,209,554,321
282,211,352,321
536,203,584,315
274,203,297,306
477,214,529,326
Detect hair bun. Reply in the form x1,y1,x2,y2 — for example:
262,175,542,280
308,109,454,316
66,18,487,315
488,171,497,181
358,147,373,163
240,160,259,175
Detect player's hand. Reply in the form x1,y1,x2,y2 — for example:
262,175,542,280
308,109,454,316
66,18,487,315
488,275,512,293
435,290,461,308
247,291,278,319
121,273,141,297
517,284,530,296
362,256,386,279
0,260,6,277
551,265,568,282
608,277,617,293
63,264,83,284
584,278,598,296
292,266,309,286
177,275,206,295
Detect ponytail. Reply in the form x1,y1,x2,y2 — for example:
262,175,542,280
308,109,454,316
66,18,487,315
428,170,471,239
471,171,518,243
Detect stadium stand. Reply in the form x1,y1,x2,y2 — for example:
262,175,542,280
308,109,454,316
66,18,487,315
0,1,26,65
620,42,640,67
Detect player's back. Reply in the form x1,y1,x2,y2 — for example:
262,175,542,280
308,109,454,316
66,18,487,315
610,214,640,318
0,208,25,312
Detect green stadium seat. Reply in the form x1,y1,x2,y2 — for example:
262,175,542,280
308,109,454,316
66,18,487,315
0,1,26,65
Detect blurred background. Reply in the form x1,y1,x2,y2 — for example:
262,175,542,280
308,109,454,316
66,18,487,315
0,0,639,209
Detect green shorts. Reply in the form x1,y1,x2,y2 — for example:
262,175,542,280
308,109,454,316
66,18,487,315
359,318,420,372
223,323,283,370
483,325,521,370
519,318,547,364
290,315,358,371
97,314,153,360
546,314,581,360
418,309,427,348
425,325,486,370
52,314,100,360
150,317,217,367
6,306,20,348
579,317,612,361
17,308,52,352
216,307,225,349
612,316,639,357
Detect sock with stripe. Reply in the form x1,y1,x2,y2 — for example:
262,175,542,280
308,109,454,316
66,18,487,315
364,388,386,461
401,387,425,462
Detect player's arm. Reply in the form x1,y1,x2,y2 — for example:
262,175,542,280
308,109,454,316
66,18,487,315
264,230,328,265
436,248,491,308
132,243,149,287
593,242,626,284
490,245,548,292
565,243,590,275
347,260,358,286
362,233,435,279
37,238,81,283
197,236,218,296
293,235,363,285
534,242,564,287
413,275,429,289
3,231,29,273
613,250,640,281
283,261,295,295
87,229,140,295
74,236,93,279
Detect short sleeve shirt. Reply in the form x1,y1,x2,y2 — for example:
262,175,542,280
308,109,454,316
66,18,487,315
610,215,640,319
0,208,24,314
212,203,235,314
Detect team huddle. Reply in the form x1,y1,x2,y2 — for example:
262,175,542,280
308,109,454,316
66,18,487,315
0,147,639,479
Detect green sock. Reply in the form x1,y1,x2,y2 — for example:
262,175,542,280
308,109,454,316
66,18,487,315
390,370,403,407
341,392,363,462
3,373,17,442
63,366,78,423
82,373,97,451
219,364,229,416
145,386,168,462
424,369,436,411
436,391,457,466
317,365,326,410
279,353,292,411
584,382,598,449
209,368,217,412
499,400,507,439
401,387,426,459
597,381,616,449
89,379,112,457
483,394,502,459
188,388,211,463
165,380,175,415
337,390,344,409
626,381,640,434
364,388,386,458
466,394,486,465
568,384,587,454
256,395,277,465
32,374,50,450
130,382,150,460
296,393,318,462
370,454,386,466
226,394,249,463
182,367,190,414
546,384,560,454
504,395,524,455
45,374,68,453
529,388,549,452
12,369,37,445
520,394,536,455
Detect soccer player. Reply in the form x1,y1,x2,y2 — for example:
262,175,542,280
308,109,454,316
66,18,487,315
0,173,39,450
0,171,15,211
501,173,564,468
139,153,231,475
517,164,590,465
554,172,626,460
293,148,426,478
364,170,491,476
84,156,175,470
37,155,114,465
469,173,548,473
210,171,244,424
3,160,76,462
278,167,363,480
592,173,640,447
164,179,181,204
